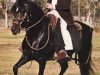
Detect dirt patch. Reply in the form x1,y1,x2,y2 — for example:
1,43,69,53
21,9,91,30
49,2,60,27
0,28,100,75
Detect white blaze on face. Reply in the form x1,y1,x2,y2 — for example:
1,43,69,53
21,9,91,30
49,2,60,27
16,7,19,12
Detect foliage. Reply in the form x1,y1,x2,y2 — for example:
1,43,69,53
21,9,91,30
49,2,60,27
34,0,47,8
95,8,100,18
0,8,3,14
0,0,99,27
0,0,6,9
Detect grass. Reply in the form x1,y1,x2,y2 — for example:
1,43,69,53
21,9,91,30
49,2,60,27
0,28,100,75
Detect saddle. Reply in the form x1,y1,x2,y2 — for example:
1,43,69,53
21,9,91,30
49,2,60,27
47,14,82,31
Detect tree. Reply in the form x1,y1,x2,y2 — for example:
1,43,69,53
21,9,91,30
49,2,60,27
0,0,8,28
34,0,47,8
72,0,99,26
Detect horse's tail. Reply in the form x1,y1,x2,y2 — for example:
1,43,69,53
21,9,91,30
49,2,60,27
79,43,95,75
75,21,95,75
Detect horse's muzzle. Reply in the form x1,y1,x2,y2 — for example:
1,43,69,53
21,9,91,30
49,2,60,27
11,23,21,35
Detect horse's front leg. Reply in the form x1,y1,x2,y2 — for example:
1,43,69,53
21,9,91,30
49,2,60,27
58,58,68,75
37,58,46,75
13,54,30,75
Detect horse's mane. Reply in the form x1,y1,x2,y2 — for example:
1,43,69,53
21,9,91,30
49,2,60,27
11,0,44,17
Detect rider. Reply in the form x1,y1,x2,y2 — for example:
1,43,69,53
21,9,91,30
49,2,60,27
46,0,81,58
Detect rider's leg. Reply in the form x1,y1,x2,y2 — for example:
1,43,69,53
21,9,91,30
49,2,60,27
60,19,73,51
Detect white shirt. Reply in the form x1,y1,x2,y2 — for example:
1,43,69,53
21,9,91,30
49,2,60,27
52,0,57,9
52,0,57,5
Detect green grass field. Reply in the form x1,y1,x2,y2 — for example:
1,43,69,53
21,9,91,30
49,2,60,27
0,28,100,75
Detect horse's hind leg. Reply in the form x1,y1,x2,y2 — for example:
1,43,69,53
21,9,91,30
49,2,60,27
13,54,30,75
58,58,68,75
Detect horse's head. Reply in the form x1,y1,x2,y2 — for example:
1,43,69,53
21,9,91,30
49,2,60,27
11,0,28,35
11,0,44,35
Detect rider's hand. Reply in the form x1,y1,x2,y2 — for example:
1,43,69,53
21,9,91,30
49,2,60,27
46,3,53,9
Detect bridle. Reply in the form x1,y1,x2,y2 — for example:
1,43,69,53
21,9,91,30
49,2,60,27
12,8,45,31
12,12,28,30
12,2,30,30
12,1,49,31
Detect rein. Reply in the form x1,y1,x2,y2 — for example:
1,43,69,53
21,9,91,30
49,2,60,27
25,15,45,31
24,8,50,50
25,24,51,50
25,8,49,31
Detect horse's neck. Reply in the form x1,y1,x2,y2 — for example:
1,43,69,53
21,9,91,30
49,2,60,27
30,8,44,23
26,3,46,30
30,3,44,18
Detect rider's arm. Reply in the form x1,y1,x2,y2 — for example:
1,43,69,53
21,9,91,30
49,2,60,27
46,0,71,10
46,0,56,10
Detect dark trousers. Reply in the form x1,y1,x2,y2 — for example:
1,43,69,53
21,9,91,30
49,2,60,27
57,9,74,26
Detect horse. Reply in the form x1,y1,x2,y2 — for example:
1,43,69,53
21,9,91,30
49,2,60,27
10,0,94,75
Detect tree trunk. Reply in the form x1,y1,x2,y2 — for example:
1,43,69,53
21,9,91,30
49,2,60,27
0,0,8,28
5,10,8,28
5,1,8,28
78,0,81,21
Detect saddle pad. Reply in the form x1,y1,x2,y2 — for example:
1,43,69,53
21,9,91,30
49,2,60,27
47,14,57,28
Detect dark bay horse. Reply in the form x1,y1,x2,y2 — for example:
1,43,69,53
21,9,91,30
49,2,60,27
11,0,94,75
